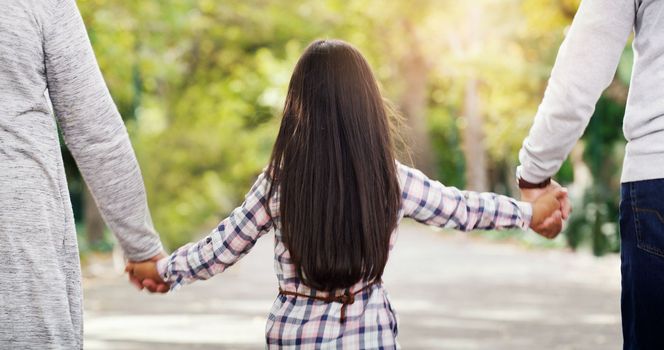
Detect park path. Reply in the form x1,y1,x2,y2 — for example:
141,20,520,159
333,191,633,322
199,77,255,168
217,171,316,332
83,222,621,350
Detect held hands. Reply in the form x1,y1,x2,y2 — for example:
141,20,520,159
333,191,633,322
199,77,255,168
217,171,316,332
125,252,170,294
523,180,572,239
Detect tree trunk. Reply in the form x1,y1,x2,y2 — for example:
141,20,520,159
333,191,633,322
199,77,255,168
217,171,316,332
460,5,489,192
462,77,489,192
84,186,105,246
398,21,435,177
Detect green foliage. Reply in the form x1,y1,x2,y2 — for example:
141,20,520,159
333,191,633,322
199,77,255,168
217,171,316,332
76,224,115,258
428,100,466,188
566,95,626,255
72,0,450,248
67,0,627,254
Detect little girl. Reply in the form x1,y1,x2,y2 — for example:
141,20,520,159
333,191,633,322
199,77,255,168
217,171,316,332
128,39,564,349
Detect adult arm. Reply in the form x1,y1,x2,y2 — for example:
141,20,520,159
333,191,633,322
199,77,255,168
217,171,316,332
43,0,163,261
517,0,636,183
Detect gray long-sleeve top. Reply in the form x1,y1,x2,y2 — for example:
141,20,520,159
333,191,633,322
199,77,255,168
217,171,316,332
518,0,663,184
1,0,162,347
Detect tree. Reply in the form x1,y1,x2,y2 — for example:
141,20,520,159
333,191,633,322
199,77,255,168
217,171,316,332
72,0,627,255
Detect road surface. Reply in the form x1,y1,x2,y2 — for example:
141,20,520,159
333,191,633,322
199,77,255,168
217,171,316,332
83,222,621,349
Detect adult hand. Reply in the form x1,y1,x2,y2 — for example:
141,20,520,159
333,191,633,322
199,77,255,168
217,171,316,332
529,188,567,239
521,180,572,239
126,251,170,294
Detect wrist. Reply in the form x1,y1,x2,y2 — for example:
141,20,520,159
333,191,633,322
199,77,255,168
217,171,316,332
519,201,534,230
518,176,551,189
156,257,169,283
516,167,551,189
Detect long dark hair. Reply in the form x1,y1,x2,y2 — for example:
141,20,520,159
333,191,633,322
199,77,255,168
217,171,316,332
267,39,401,291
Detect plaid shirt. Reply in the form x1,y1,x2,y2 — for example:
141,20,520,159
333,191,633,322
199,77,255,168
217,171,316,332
157,162,532,349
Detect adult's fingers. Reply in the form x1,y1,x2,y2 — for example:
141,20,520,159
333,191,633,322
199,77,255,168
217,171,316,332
535,211,563,239
142,279,158,293
559,190,572,220
543,211,563,239
549,211,563,236
535,218,554,238
142,279,169,294
156,283,170,293
549,181,572,220
125,263,144,290
128,273,144,290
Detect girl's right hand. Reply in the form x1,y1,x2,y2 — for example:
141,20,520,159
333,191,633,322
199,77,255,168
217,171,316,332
530,188,567,236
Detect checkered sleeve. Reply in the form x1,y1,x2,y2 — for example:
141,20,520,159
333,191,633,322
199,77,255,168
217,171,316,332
397,162,532,231
157,171,273,290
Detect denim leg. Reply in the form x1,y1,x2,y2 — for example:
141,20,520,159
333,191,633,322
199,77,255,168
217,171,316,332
621,179,664,350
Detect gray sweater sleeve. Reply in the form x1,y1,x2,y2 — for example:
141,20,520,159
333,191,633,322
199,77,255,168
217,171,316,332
517,0,636,183
43,0,163,261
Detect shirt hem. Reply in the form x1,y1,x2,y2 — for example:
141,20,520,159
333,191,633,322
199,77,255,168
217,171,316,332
621,152,664,183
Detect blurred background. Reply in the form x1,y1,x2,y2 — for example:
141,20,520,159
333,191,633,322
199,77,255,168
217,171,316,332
72,0,627,348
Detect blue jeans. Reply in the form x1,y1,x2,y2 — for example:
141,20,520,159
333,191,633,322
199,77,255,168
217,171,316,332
621,179,664,350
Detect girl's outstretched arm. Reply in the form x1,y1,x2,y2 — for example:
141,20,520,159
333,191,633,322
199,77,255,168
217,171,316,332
157,172,274,290
398,162,532,231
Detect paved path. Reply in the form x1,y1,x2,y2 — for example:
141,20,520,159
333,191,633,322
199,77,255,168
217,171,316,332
83,222,621,349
